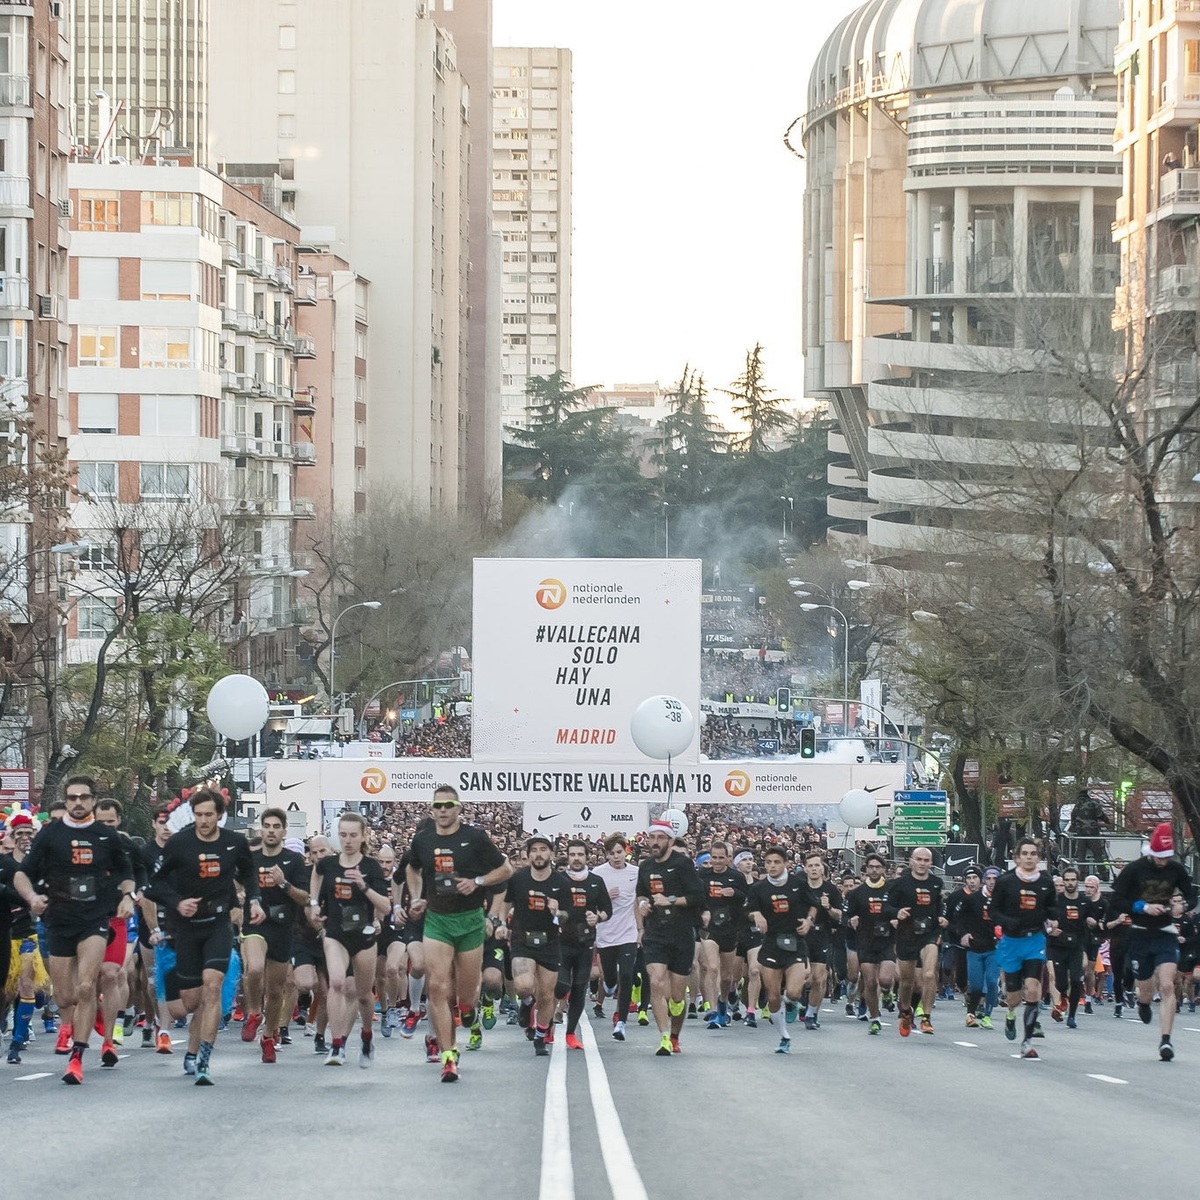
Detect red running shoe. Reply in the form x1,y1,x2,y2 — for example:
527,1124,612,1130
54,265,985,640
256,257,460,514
242,1013,263,1042
670,1035,681,1054
440,1052,459,1083
62,1055,84,1085
101,1041,120,1067
565,1033,583,1050
55,1024,74,1055
261,1035,277,1064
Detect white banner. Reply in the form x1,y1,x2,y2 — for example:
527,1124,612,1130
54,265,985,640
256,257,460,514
522,801,651,838
470,558,702,763
265,758,906,809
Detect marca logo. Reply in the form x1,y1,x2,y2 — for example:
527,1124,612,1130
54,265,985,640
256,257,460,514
536,578,566,609
360,767,387,795
608,812,635,822
725,770,752,798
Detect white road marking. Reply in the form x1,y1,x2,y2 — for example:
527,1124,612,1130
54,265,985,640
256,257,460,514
1184,1027,1200,1033
953,1041,978,1048
1087,1074,1128,1085
580,1018,649,1200
14,1072,52,1081
537,1031,573,1200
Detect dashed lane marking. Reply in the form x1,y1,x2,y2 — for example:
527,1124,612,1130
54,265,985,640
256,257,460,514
953,1041,978,1048
14,1073,52,1081
1087,1074,1128,1085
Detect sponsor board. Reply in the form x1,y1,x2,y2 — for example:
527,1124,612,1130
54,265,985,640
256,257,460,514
470,558,702,763
522,802,650,838
267,758,906,807
938,844,981,877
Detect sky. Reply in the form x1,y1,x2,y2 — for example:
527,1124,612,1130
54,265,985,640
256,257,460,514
492,0,868,420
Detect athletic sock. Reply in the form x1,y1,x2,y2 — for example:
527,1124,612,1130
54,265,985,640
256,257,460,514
70,1042,86,1059
331,1037,345,1052
197,1039,214,1069
771,1006,788,1037
12,999,34,1043
1023,1001,1039,1040
408,975,425,1009
361,1030,372,1045
717,999,727,1017
806,1005,818,1018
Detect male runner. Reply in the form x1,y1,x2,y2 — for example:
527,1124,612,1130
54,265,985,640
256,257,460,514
242,807,308,1062
1110,822,1196,1061
13,776,135,1084
697,841,748,1030
732,849,763,1026
135,806,176,1052
636,817,704,1057
149,787,262,1084
1048,866,1088,1028
885,846,945,1036
593,834,640,1041
495,835,566,1057
1081,874,1106,1011
797,850,842,1030
406,785,512,1081
991,837,1058,1060
94,799,144,1063
555,839,611,1050
292,835,333,1054
958,866,1000,1028
2,812,48,1065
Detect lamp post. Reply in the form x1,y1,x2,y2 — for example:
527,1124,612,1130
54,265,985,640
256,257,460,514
329,600,381,709
662,502,669,558
799,601,850,706
779,495,793,537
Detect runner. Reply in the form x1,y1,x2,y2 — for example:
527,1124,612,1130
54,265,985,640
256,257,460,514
732,849,763,1026
885,847,946,1036
797,850,842,1030
555,839,611,1050
372,844,405,1037
309,812,390,1067
242,807,308,1062
697,841,748,1030
1110,823,1196,1061
840,854,897,1032
636,817,704,1057
1048,866,1088,1028
134,806,176,1053
957,866,1000,1029
1082,874,1106,1011
592,834,639,1041
2,812,50,1065
991,837,1059,1060
405,785,513,1081
292,835,333,1055
746,846,812,1054
12,777,136,1084
148,786,262,1085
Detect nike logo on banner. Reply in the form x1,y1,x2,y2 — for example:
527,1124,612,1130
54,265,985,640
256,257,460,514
945,857,974,870
537,813,560,822
278,781,305,791
865,784,890,793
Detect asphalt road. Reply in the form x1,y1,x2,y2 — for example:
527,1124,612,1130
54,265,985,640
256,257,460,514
5,997,1194,1199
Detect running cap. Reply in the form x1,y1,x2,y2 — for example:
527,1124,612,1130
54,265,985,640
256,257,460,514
647,818,674,837
526,834,553,852
283,837,305,854
984,867,1001,879
1147,823,1175,858
964,865,982,878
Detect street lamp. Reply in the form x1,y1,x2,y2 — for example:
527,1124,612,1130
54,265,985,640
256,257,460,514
662,502,669,558
779,495,793,537
799,601,850,703
330,600,381,708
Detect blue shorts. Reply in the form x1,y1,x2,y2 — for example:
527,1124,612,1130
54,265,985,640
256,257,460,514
1128,931,1180,981
996,931,1046,979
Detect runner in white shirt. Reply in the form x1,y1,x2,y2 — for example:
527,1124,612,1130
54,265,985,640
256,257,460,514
592,835,640,1041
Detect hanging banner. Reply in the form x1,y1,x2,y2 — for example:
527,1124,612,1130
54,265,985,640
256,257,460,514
470,558,702,763
522,801,651,838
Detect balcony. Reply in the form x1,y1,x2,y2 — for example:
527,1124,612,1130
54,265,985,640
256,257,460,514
293,389,317,414
294,498,316,519
0,273,29,310
221,370,256,395
294,274,317,304
1158,168,1200,221
293,333,316,358
262,498,292,516
0,174,30,208
0,74,30,107
292,442,316,464
227,498,264,517
1154,264,1200,312
276,267,293,291
221,239,240,266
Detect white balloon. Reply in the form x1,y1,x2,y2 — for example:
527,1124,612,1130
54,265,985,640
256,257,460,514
206,673,271,741
659,808,688,839
630,695,695,760
839,789,879,828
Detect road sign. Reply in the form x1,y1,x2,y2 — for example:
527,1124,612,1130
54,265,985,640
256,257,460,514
894,790,948,804
893,832,947,847
893,819,946,834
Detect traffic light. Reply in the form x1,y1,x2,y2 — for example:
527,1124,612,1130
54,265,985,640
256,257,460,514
950,810,962,834
800,726,816,759
776,686,791,713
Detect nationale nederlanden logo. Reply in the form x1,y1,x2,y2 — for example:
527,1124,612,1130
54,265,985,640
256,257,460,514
724,770,752,798
536,578,567,609
360,767,387,795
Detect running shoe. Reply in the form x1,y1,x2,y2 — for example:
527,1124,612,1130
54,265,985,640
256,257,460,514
1066,1016,1077,1029
43,1017,57,1034
424,1035,440,1063
869,1020,881,1035
402,1012,419,1039
565,1033,583,1050
898,1009,912,1037
534,1035,549,1057
883,992,897,1012
1051,1003,1065,1023
278,1026,292,1045
54,1024,73,1055
804,1014,820,1031
195,1064,214,1085
785,1002,798,1025
979,1016,993,1030
101,1040,120,1067
141,1026,154,1049
241,1013,262,1042
920,1016,934,1035
612,1021,626,1042
313,1034,328,1054
440,1050,459,1082
261,1035,277,1063
687,1001,697,1020
670,1035,681,1054
481,1002,497,1030
325,1047,343,1066
467,1025,483,1052
630,984,642,1007
1138,1002,1152,1025
637,1010,650,1027
775,1037,791,1054
506,1008,520,1026
1160,1039,1175,1062
360,1040,374,1069
845,1001,856,1017
6,1041,23,1064
381,1009,395,1038
593,1002,605,1019
1113,1004,1123,1018
1032,1023,1045,1039
745,1011,757,1029
111,1023,124,1047
1005,1013,1017,1041
1084,1000,1094,1015
655,1035,673,1056
1020,1042,1039,1060
62,1054,84,1085
965,1013,978,1028
1190,1000,1196,1014
183,1052,197,1075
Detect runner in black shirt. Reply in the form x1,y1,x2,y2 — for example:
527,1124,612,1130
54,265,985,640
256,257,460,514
746,846,813,1055
494,836,565,1057
884,847,945,1037
697,841,748,1030
1081,874,1106,1011
556,839,612,1051
135,806,176,1053
797,850,842,1030
636,818,704,1057
149,787,262,1085
242,806,309,1062
292,834,333,1054
310,812,390,1068
2,812,48,1066
958,867,1000,1029
844,853,896,1034
1048,866,1088,1028
15,776,135,1084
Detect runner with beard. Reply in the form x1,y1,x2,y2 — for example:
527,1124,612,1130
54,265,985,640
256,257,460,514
884,847,946,1037
1048,866,1088,1029
797,851,842,1030
844,854,897,1035
135,807,176,1053
555,839,612,1051
697,841,748,1030
293,835,333,1055
732,850,763,1027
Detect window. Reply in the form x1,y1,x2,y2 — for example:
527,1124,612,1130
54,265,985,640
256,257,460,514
78,191,119,232
278,70,296,94
141,193,199,227
140,395,197,436
78,543,116,571
141,328,192,368
278,114,296,138
141,260,194,301
77,258,119,300
77,461,117,497
139,463,190,501
77,394,118,434
78,596,117,639
77,326,118,367
279,25,296,49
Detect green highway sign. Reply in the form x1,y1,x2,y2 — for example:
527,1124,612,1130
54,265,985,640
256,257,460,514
893,819,946,834
893,832,948,847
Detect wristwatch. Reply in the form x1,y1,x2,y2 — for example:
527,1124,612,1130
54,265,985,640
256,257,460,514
307,898,319,908
474,876,485,887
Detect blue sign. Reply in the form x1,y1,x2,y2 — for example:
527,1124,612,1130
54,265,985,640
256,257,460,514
399,709,419,721
756,738,781,754
893,790,948,804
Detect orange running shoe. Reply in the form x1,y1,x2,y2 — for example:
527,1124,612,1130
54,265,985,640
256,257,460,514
156,1031,173,1054
55,1024,74,1055
898,1009,912,1037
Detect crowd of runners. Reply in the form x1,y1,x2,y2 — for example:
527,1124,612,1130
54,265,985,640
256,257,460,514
2,778,1196,1085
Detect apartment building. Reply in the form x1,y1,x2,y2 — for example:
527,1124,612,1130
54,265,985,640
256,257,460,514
208,0,477,514
492,45,572,430
66,161,310,682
